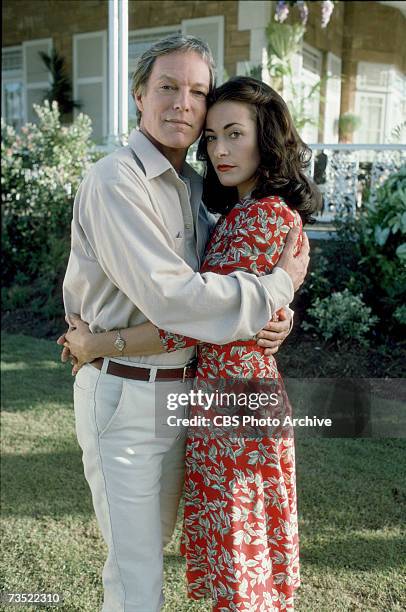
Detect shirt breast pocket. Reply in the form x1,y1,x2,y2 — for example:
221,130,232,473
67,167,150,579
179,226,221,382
172,231,185,256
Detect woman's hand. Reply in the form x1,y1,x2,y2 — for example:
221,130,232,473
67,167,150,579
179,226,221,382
256,308,292,355
57,314,96,375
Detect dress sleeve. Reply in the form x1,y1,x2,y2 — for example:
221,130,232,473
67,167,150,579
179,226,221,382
212,196,302,277
157,328,198,352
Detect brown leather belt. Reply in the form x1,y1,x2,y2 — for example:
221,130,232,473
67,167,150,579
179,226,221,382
91,358,197,382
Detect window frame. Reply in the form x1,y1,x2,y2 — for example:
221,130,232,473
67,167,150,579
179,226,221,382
73,30,107,139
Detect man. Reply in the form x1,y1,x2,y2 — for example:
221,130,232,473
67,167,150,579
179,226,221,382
61,35,309,612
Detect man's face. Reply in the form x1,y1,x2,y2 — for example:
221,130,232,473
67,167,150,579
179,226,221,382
135,51,210,152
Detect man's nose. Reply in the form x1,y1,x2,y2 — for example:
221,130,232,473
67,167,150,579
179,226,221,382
172,89,191,111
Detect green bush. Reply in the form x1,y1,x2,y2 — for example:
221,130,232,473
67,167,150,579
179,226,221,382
302,289,379,348
1,102,97,330
303,168,406,335
359,167,406,309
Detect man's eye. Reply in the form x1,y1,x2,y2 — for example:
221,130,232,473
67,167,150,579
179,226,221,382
193,91,207,97
161,85,175,90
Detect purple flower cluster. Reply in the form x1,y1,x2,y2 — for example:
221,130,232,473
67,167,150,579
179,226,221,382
275,0,289,23
321,0,335,28
297,1,309,25
274,0,335,27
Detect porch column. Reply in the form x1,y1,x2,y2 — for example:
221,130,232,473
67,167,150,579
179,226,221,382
107,0,128,145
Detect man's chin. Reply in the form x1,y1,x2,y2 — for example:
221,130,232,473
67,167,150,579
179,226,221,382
163,134,198,150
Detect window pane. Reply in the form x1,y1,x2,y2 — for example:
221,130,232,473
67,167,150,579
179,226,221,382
77,82,104,143
76,36,104,80
26,88,48,123
2,48,22,73
4,81,24,130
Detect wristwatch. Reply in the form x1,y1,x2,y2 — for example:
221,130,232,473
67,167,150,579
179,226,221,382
114,329,126,353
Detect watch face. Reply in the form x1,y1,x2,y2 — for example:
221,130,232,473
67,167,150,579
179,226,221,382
115,338,125,351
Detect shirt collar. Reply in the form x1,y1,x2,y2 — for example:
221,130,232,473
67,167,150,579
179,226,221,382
128,129,173,179
128,129,202,183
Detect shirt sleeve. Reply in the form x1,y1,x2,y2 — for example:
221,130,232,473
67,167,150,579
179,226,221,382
157,197,301,352
78,161,294,344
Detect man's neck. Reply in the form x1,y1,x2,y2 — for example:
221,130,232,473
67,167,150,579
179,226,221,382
139,128,187,173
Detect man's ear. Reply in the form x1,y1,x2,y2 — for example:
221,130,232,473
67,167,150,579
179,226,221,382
134,90,144,114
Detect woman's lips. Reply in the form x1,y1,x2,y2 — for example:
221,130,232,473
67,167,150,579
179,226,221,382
217,165,236,172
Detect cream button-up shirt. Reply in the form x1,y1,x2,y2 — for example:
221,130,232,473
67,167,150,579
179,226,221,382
63,130,294,367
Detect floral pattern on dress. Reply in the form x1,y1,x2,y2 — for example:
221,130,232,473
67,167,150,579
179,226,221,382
160,195,302,611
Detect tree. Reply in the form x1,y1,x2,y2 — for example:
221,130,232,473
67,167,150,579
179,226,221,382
39,48,81,116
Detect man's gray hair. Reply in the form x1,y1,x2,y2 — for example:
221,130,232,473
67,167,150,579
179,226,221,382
131,34,216,121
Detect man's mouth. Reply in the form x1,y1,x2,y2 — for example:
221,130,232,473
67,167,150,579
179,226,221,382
217,165,236,172
165,119,192,128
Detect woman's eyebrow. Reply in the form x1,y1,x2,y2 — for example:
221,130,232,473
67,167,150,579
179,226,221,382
205,122,244,133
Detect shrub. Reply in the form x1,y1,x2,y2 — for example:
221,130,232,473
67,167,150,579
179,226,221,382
1,102,97,330
302,289,379,348
303,168,406,334
358,166,406,312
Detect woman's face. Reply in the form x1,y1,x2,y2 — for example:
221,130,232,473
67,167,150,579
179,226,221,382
204,101,261,198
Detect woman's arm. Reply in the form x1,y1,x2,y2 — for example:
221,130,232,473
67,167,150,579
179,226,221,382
63,315,165,365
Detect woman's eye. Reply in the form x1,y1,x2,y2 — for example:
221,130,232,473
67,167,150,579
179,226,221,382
230,131,241,139
205,135,216,143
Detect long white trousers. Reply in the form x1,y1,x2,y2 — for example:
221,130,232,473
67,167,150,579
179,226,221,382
73,361,189,612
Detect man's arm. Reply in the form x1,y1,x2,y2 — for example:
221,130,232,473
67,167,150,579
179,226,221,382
67,159,307,344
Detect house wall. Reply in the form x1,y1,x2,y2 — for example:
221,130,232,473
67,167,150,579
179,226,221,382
3,0,405,142
340,0,406,114
2,0,108,79
2,0,250,81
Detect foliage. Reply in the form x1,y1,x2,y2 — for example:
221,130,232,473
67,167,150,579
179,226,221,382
1,101,96,328
338,112,362,137
302,168,406,342
302,289,378,347
359,167,406,305
40,48,81,115
266,21,327,132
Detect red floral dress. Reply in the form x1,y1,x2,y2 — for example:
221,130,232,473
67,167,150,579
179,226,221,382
159,195,302,612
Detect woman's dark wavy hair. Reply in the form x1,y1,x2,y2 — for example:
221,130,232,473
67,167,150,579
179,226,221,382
197,76,321,224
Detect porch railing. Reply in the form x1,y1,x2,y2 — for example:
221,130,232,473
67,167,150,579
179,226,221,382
308,144,406,223
186,142,406,224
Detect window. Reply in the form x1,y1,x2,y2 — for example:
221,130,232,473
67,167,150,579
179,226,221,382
300,44,322,144
23,38,52,124
283,43,322,144
354,62,406,144
323,53,342,144
73,31,107,143
2,46,24,130
182,16,224,83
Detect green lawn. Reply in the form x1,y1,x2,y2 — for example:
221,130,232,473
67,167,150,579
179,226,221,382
1,334,405,612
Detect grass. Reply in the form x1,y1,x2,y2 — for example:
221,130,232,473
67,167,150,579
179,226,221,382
1,333,405,612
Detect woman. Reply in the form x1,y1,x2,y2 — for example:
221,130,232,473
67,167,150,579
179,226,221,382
63,77,320,611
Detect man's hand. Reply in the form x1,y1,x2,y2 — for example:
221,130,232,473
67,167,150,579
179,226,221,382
276,227,310,292
255,308,292,356
56,315,80,375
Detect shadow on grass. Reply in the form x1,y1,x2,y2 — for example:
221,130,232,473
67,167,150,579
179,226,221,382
1,450,93,518
301,532,405,571
1,368,73,411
